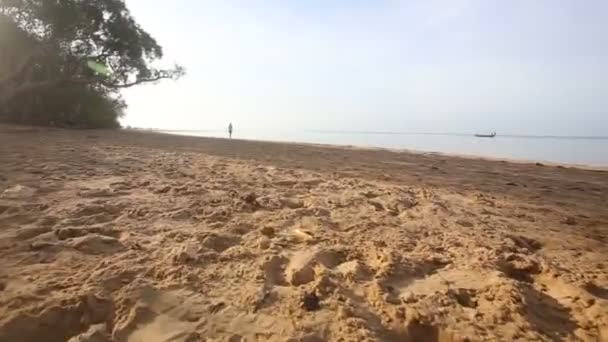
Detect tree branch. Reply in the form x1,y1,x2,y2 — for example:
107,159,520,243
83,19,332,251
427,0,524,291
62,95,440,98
100,75,168,89
1,72,172,104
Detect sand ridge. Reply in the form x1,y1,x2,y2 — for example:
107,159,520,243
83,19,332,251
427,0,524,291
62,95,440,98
0,126,607,341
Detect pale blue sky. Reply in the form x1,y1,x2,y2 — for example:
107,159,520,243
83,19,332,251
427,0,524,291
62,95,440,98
122,0,608,135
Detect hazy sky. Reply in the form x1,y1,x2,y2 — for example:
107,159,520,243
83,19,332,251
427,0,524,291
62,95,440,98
122,0,608,135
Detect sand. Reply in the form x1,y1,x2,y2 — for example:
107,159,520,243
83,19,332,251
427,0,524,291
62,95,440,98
0,125,607,342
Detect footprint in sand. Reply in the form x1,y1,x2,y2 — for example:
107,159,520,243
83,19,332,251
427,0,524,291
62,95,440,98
112,288,204,342
65,234,125,255
284,248,345,286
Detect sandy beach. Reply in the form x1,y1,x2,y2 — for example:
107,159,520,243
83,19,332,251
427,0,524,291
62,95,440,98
0,125,607,341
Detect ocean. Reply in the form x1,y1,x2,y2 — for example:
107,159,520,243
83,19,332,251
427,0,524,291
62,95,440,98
162,130,608,167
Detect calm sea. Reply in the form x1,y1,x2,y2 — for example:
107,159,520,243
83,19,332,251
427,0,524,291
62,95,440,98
163,130,608,167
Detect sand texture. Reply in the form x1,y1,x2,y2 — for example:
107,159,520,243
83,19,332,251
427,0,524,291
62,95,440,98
0,126,607,341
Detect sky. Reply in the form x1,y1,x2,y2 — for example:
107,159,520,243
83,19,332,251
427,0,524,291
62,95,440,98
122,0,608,136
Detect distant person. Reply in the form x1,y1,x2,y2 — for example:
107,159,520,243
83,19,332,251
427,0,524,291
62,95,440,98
228,123,233,139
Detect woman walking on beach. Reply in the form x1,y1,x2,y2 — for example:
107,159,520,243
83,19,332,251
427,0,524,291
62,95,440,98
228,123,233,139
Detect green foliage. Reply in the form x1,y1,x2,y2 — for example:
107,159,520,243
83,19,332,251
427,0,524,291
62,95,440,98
6,87,125,128
0,0,183,128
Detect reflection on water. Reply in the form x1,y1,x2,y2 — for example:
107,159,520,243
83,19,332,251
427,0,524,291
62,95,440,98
162,130,608,167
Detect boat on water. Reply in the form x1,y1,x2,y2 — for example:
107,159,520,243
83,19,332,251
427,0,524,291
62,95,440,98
475,132,496,138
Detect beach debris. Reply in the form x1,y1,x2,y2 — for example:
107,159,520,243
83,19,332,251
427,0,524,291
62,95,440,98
291,228,315,242
301,291,320,311
241,192,257,204
561,216,577,225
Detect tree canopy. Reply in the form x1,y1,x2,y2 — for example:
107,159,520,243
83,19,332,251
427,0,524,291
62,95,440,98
0,0,183,127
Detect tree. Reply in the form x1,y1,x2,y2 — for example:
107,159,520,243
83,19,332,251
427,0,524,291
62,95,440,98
0,0,183,124
6,84,127,128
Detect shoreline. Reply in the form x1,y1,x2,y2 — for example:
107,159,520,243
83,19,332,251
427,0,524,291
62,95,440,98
158,129,608,171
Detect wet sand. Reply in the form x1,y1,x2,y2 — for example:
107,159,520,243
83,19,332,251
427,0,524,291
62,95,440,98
1,125,607,341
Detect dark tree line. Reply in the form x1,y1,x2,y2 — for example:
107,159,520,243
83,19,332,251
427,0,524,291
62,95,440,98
0,0,183,128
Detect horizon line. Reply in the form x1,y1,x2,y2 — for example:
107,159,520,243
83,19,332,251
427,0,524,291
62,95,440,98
136,128,608,140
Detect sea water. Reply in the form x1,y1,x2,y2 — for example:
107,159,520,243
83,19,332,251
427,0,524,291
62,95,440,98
163,130,608,167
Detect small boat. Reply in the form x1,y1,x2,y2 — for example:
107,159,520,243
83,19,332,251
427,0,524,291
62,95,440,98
475,132,496,138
